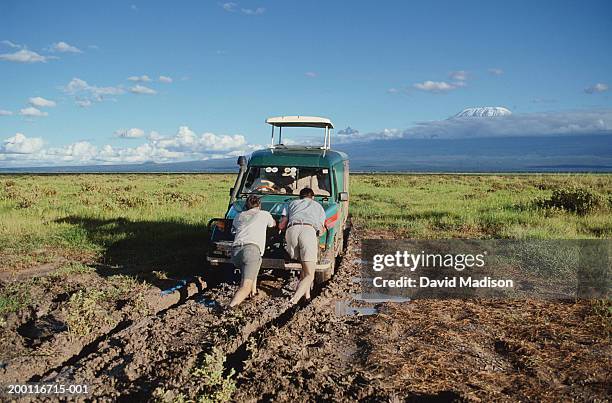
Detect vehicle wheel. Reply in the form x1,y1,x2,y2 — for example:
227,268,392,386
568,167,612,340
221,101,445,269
314,257,335,285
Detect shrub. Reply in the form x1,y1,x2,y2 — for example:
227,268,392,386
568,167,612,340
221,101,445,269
537,186,603,215
191,347,236,403
66,289,111,336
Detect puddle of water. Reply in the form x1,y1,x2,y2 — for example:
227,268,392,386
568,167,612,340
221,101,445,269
160,279,187,296
350,293,411,303
334,300,378,317
196,297,220,308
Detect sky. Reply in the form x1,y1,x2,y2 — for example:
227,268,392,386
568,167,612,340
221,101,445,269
0,0,611,167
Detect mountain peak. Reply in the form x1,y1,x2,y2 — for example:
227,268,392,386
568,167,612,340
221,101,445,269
453,106,512,118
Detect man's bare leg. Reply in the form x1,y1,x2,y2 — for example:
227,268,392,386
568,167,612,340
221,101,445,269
230,279,254,307
250,278,257,297
290,261,315,304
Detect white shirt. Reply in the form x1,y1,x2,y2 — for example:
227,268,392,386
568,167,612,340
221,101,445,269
232,208,276,255
281,198,326,232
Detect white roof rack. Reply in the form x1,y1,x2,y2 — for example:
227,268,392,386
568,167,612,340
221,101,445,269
266,116,334,129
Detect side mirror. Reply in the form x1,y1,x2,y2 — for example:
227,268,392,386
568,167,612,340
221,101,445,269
339,192,349,202
237,156,247,166
229,187,234,196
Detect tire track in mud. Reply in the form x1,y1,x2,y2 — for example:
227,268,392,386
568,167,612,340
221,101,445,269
21,227,359,400
230,228,395,401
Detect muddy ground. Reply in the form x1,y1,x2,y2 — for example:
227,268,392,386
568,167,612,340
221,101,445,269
0,228,610,401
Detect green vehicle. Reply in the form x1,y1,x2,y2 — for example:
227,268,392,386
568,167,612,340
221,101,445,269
206,116,350,283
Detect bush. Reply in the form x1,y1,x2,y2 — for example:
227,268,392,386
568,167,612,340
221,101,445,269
537,186,603,215
191,348,236,402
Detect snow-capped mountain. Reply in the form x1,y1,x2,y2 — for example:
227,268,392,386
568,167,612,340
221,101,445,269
453,107,512,118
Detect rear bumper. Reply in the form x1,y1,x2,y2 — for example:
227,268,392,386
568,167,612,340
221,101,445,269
206,256,332,272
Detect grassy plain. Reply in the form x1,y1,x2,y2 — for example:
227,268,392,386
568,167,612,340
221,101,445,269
0,173,610,275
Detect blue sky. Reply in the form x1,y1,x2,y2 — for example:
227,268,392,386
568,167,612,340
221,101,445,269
0,0,611,166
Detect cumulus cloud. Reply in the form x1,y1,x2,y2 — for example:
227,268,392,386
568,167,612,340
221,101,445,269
449,70,468,81
0,109,13,116
221,2,264,14
115,128,145,138
29,97,56,108
19,107,48,117
221,2,237,12
158,75,173,83
488,68,504,76
1,40,21,48
0,126,263,167
304,72,317,78
413,80,458,93
62,77,125,106
128,75,152,82
0,133,44,154
50,41,82,53
0,49,50,63
76,99,92,108
584,83,608,94
129,85,157,95
241,7,265,15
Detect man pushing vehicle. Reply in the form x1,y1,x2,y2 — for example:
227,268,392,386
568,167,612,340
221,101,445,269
279,187,327,304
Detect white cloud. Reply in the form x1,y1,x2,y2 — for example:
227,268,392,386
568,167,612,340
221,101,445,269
50,41,82,53
584,83,608,94
304,72,317,78
413,80,457,93
128,75,152,82
241,7,265,15
0,109,13,116
0,133,44,154
115,128,145,138
387,87,400,94
449,70,468,81
488,68,504,76
221,2,237,12
0,126,263,167
129,85,157,95
28,97,56,108
19,107,48,117
62,77,125,106
158,75,173,83
1,40,21,49
76,99,92,108
221,2,264,15
0,49,50,63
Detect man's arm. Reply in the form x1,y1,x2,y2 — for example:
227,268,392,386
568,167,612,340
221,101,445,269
278,206,288,231
318,204,327,233
267,212,276,228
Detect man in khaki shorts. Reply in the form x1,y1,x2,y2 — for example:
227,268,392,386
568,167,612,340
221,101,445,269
279,188,327,304
229,195,276,307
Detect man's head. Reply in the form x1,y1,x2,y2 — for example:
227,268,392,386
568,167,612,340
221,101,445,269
246,195,261,210
299,187,315,199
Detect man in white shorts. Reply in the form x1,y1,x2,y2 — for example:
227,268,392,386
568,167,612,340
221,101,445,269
229,195,276,307
279,188,327,304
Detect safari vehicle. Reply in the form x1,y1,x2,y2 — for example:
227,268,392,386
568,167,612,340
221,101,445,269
206,116,349,283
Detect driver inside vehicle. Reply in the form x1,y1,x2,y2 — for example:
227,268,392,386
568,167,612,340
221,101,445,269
243,166,331,196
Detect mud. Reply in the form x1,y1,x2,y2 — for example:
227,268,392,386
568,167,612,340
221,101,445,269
1,228,610,401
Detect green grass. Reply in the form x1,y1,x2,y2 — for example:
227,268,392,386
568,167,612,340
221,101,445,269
351,174,611,239
0,174,610,273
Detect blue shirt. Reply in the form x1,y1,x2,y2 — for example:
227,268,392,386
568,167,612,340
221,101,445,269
281,198,326,231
